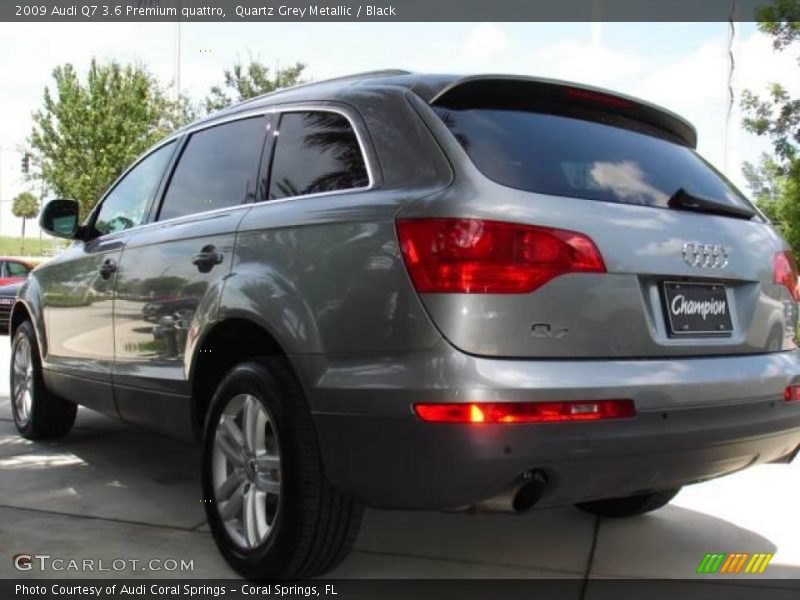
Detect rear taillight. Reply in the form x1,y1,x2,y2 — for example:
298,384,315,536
413,400,635,423
784,385,800,402
396,218,605,294
774,251,800,301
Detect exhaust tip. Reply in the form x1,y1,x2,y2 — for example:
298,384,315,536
512,471,548,512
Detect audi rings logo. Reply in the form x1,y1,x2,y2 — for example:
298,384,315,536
682,242,729,269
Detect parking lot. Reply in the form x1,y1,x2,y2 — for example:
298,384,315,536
0,341,798,587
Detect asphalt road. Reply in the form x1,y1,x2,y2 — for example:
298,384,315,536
0,340,799,587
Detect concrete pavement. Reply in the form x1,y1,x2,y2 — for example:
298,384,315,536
0,341,798,584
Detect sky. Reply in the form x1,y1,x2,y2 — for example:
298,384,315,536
0,21,798,237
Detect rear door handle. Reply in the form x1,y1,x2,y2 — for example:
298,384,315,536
191,245,224,273
99,258,117,279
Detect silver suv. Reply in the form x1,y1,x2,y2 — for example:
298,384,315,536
11,71,800,578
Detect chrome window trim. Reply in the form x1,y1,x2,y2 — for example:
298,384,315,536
262,104,375,194
168,103,375,191
90,103,376,240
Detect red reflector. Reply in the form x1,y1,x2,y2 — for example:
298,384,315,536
396,219,606,294
413,400,635,423
774,251,800,301
784,385,800,402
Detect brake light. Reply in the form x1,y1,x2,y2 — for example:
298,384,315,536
396,219,606,294
413,400,635,423
563,87,634,109
774,251,800,301
784,385,800,402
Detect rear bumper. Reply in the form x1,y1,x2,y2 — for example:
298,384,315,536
291,344,800,509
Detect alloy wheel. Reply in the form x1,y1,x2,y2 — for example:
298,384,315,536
12,335,34,426
212,393,282,549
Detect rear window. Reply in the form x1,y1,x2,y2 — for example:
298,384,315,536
434,106,752,212
267,111,369,200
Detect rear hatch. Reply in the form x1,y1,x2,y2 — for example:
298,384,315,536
397,77,798,358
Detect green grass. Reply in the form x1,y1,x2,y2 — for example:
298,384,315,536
0,235,63,257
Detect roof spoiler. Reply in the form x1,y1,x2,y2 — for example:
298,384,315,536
427,75,697,148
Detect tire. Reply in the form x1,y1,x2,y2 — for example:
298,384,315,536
10,321,77,440
575,488,681,518
201,357,363,579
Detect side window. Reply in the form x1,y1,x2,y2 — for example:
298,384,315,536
158,117,266,221
268,111,369,200
94,141,175,236
6,261,30,277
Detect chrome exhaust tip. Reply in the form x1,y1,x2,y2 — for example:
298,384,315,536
468,470,548,514
512,472,548,512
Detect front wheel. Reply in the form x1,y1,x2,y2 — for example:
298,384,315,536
201,357,362,579
575,488,681,518
10,321,76,440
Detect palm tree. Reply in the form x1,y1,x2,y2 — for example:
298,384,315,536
12,191,40,254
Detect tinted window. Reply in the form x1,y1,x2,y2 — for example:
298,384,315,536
6,262,29,277
435,107,752,211
268,112,369,200
159,117,266,221
94,142,175,235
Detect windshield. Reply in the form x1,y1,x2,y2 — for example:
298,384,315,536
434,106,754,213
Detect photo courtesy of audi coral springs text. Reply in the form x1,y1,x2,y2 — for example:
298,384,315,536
10,71,800,579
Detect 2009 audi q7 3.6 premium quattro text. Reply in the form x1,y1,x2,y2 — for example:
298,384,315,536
10,71,800,578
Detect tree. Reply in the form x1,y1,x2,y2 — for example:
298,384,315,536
29,60,193,219
742,152,789,219
205,59,306,113
741,0,800,255
12,191,39,254
756,0,800,51
744,154,800,250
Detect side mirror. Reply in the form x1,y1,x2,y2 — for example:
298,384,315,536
40,199,80,239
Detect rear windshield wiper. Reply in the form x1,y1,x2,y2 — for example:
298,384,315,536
667,187,755,220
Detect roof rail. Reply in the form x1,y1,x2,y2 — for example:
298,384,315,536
230,69,413,110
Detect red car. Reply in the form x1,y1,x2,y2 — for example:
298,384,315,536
0,258,33,287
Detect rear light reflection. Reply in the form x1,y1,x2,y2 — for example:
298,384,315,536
413,400,636,423
784,385,800,402
396,218,606,294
